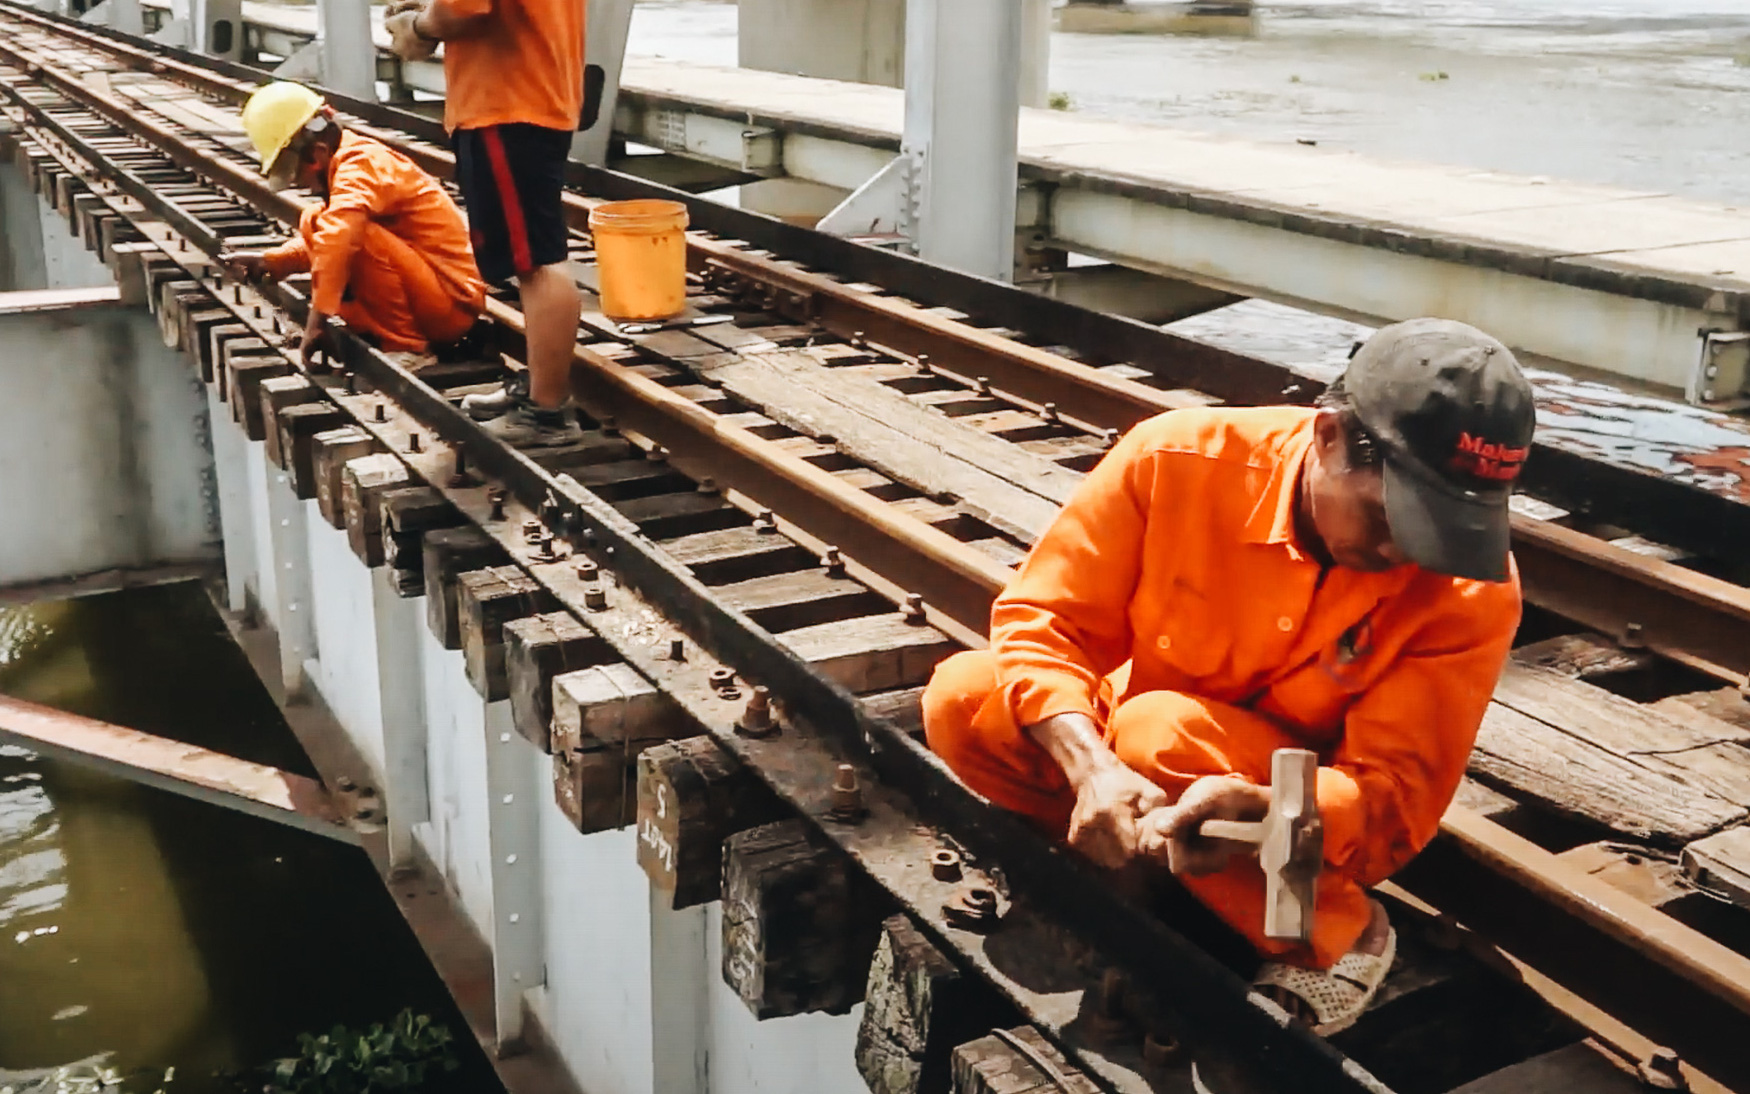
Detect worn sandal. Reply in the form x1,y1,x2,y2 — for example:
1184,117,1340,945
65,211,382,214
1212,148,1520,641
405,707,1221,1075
1251,925,1397,1036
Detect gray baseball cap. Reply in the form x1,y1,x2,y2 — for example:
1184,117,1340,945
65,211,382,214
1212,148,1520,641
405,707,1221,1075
1339,318,1537,582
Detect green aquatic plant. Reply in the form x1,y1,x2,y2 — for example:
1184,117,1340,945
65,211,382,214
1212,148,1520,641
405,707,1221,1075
244,1011,460,1094
1048,90,1073,111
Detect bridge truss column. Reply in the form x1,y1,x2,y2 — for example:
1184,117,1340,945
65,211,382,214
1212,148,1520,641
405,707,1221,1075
315,0,377,102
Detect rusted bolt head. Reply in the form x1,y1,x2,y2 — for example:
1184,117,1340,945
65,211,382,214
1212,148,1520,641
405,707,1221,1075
821,546,844,572
1638,1048,1686,1090
534,534,558,560
583,585,608,611
975,376,992,394
851,330,866,347
408,432,422,454
646,444,669,463
710,668,736,689
669,637,686,661
697,477,720,494
374,401,387,422
902,593,926,623
1622,621,1646,648
930,849,962,881
829,763,865,820
965,887,996,910
916,353,932,371
754,509,777,534
576,560,599,581
737,686,776,738
1041,402,1059,421
488,489,506,521
522,519,542,541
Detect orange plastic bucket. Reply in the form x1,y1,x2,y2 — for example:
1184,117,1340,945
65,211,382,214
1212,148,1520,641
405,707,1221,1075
589,199,690,322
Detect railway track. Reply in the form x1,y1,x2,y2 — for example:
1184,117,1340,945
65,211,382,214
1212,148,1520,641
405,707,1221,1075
3,6,1750,1092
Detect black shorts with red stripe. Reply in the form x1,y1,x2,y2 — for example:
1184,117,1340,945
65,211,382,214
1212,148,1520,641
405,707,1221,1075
453,123,571,286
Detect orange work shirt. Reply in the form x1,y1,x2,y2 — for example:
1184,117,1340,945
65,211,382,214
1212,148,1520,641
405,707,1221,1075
263,130,485,319
437,0,586,133
993,406,1520,890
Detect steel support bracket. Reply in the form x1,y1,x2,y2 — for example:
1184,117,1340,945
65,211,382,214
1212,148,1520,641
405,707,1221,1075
816,154,908,243
272,39,325,83
1690,328,1750,408
739,124,782,178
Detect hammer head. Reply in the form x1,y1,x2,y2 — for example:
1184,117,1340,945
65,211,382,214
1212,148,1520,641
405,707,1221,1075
1258,748,1323,942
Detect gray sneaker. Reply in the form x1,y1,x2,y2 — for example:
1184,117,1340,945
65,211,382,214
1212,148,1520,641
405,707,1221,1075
478,397,585,447
462,370,529,421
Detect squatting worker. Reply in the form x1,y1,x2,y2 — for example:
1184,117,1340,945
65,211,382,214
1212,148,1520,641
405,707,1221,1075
924,318,1535,1035
220,83,486,367
387,0,586,447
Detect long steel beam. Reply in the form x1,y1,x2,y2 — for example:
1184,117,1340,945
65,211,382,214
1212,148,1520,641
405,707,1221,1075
0,47,1394,1094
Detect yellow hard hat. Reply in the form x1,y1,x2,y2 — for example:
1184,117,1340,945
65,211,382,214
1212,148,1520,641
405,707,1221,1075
240,82,324,176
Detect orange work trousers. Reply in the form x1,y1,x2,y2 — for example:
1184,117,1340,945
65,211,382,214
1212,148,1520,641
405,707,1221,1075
922,649,1371,968
305,214,479,354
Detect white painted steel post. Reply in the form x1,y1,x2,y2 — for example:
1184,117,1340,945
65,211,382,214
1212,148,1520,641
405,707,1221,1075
189,0,244,61
206,387,257,617
902,0,1023,281
372,567,429,869
263,468,316,701
316,0,378,103
109,0,144,34
484,702,544,1049
571,0,635,165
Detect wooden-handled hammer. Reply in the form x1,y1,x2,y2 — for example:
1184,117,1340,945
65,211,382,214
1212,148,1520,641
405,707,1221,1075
1171,748,1323,942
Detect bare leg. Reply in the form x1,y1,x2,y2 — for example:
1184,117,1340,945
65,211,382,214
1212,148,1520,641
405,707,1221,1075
518,263,582,409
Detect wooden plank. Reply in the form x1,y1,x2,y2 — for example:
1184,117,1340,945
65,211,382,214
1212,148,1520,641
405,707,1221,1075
258,374,322,468
1654,687,1750,736
857,915,1017,1094
861,686,927,740
1681,828,1750,910
457,566,559,701
636,735,787,908
662,525,815,584
276,403,349,493
1468,702,1743,846
422,527,508,649
1510,634,1654,681
616,491,746,538
721,818,884,1019
715,570,890,633
554,737,637,834
692,350,1070,542
503,612,614,751
340,454,410,566
380,486,461,580
551,662,688,750
312,426,377,530
950,1028,1099,1094
779,614,959,693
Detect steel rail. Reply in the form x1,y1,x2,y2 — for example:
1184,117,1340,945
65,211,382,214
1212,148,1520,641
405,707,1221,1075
10,23,1750,1083
4,0,1750,571
0,49,1397,1094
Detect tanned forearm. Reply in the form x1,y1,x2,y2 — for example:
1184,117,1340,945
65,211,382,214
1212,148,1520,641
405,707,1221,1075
414,0,492,42
1026,712,1117,787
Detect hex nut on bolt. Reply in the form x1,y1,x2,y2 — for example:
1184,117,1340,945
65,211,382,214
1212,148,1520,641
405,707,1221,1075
576,560,599,581
930,849,962,881
583,585,608,611
942,886,1000,932
829,764,864,821
902,593,926,623
709,668,736,690
1638,1049,1687,1091
736,686,777,738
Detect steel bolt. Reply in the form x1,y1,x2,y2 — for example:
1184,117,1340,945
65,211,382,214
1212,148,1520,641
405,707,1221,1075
345,372,358,396
697,477,720,495
584,585,608,611
488,489,507,522
710,668,736,690
820,546,844,574
1103,428,1121,448
754,509,777,534
829,763,864,820
851,330,866,347
930,849,962,881
1622,621,1646,649
534,534,558,561
647,444,669,463
942,885,1000,931
448,447,469,489
523,519,543,542
902,593,926,623
576,560,600,581
737,686,776,738
408,432,422,454
1041,402,1059,421
915,353,932,372
669,638,686,661
1638,1048,1687,1091
975,376,992,395
374,401,387,423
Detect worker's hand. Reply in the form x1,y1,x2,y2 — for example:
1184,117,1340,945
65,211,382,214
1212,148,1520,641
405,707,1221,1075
299,311,333,368
386,10,438,61
1139,775,1271,876
1065,755,1170,870
218,251,266,281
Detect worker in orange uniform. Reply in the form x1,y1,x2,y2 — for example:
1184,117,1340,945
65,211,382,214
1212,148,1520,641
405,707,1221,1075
386,0,586,446
219,83,486,367
924,318,1534,1036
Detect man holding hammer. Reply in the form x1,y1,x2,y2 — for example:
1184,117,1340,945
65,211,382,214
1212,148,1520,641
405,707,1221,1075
924,318,1534,1034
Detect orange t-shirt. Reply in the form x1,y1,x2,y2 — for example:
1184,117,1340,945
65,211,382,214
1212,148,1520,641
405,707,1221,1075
263,130,486,318
990,406,1521,889
438,0,586,133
